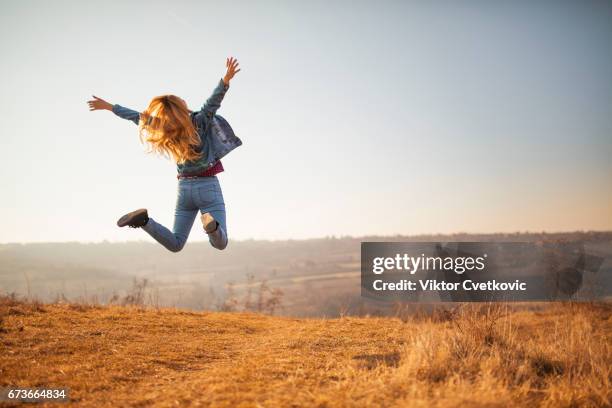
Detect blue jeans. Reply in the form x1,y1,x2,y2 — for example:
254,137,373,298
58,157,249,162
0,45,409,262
142,176,228,252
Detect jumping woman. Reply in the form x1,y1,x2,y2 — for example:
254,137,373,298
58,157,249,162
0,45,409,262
87,57,241,252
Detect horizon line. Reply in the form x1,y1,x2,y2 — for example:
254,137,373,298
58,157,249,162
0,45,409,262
1,229,611,246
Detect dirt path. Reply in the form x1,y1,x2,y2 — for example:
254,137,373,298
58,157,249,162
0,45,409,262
0,303,406,407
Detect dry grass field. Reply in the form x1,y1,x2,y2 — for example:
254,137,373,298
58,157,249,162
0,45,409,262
0,296,610,407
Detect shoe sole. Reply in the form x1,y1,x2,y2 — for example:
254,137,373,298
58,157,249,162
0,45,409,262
117,208,148,227
201,213,217,234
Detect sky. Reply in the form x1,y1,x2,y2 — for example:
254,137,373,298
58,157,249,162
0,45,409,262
1,0,611,243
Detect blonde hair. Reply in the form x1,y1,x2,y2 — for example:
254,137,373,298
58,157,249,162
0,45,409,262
139,95,202,164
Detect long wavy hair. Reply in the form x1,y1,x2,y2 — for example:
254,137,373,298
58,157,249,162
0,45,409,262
139,95,202,164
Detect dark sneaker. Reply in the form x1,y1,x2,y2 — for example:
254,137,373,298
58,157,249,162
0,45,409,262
201,212,218,234
117,209,149,228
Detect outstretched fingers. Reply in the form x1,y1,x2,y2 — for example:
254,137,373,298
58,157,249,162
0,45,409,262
87,95,111,111
223,57,241,84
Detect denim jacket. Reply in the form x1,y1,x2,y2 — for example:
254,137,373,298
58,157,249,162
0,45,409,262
112,79,242,175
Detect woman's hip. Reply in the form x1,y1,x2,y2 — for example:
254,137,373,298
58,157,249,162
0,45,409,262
176,176,223,210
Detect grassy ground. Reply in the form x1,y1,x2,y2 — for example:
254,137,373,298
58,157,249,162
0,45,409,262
0,297,610,407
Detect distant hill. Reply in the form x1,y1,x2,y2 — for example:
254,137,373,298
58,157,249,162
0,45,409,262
1,231,611,316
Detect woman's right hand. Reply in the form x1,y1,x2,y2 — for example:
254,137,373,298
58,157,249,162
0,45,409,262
223,57,240,85
87,95,113,111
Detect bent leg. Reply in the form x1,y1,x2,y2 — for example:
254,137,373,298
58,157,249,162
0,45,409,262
193,178,228,250
143,212,197,252
142,193,198,252
205,208,228,250
143,208,198,252
138,181,200,253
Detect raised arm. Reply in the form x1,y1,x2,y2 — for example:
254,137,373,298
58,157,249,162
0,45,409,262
200,57,241,118
87,95,140,125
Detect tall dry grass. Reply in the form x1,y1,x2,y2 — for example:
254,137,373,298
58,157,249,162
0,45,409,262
326,302,610,407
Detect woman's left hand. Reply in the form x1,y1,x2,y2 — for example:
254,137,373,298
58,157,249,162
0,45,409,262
223,57,241,85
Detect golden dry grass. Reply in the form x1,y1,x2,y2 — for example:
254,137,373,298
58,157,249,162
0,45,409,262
0,297,610,407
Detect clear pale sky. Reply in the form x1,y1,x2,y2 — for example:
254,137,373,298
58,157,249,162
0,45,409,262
1,0,611,243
